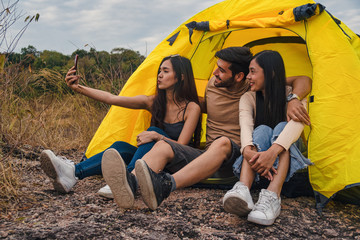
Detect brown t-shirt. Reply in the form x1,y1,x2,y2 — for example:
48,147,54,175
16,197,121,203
205,77,249,148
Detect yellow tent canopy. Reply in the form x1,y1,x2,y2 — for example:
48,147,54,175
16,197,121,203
85,0,360,209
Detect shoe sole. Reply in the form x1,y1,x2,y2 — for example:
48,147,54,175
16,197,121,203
101,149,134,209
135,160,158,210
247,209,280,226
223,196,252,217
40,150,68,193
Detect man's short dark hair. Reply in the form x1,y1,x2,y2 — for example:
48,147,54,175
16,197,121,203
215,47,253,78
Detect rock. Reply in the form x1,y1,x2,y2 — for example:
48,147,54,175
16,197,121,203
324,229,339,237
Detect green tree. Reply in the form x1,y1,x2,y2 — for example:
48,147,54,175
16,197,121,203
20,45,39,57
18,45,39,69
109,48,145,80
36,50,70,72
71,49,88,58
5,52,21,65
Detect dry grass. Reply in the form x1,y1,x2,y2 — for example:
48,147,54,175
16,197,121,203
0,160,20,212
7,94,109,150
0,67,110,211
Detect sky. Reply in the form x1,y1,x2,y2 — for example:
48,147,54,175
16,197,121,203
7,0,360,56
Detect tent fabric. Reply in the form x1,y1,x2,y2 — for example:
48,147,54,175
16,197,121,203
293,3,325,21
85,0,360,209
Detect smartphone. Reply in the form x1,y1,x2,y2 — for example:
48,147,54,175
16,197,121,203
74,54,79,70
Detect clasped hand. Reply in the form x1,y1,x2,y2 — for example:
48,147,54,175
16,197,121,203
245,147,278,181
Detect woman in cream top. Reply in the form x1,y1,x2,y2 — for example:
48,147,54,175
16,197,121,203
223,50,312,226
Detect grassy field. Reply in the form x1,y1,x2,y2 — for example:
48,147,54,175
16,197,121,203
0,64,112,211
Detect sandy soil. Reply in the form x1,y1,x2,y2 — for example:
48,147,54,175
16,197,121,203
1,147,360,239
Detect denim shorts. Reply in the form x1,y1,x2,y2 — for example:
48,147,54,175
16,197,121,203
164,137,241,178
233,122,313,182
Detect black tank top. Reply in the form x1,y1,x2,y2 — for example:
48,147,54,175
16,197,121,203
162,102,190,141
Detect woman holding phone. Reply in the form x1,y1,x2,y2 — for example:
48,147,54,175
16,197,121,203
40,55,202,205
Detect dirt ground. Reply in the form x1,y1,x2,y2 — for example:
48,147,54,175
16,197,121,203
1,147,360,240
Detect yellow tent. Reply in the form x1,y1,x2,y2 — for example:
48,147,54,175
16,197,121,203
85,0,360,209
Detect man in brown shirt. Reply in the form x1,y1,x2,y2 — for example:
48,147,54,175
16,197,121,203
104,47,312,210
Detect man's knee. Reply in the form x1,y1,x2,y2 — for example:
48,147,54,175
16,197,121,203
212,136,231,146
210,137,232,154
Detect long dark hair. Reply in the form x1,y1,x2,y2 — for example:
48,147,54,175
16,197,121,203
151,55,201,147
253,50,286,128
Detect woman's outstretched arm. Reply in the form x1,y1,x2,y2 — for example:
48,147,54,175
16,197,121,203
65,66,153,111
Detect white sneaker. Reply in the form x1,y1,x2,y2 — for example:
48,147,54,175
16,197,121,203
97,185,114,199
223,181,254,216
247,189,281,226
40,150,78,193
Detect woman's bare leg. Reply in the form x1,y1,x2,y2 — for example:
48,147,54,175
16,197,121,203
267,151,290,197
239,159,256,189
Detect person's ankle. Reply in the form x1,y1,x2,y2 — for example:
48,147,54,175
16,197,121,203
239,179,252,189
266,187,281,198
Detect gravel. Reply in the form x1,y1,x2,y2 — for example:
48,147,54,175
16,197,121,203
1,149,359,239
